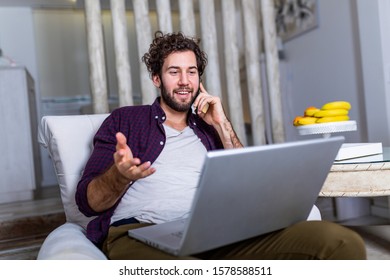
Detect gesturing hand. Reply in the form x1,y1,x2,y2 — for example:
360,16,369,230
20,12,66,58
114,132,156,182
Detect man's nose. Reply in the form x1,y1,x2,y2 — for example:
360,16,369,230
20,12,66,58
179,73,189,85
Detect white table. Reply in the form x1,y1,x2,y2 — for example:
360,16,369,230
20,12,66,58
320,148,390,221
321,148,390,197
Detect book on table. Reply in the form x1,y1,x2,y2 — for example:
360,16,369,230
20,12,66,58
335,142,383,161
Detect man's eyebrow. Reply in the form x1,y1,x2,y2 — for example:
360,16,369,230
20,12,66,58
167,65,198,70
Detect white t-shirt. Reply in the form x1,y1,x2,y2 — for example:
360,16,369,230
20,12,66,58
111,124,207,224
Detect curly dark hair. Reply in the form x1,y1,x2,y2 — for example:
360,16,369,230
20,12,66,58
142,31,208,78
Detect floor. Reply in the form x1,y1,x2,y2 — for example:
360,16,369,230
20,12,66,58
352,226,390,259
1,190,390,259
0,187,65,259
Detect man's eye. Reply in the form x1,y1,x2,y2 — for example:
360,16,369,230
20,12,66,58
169,71,178,75
189,71,197,75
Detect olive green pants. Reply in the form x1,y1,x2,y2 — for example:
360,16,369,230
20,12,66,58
102,220,366,260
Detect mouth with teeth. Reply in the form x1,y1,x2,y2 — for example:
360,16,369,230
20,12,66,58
174,88,192,95
174,88,193,102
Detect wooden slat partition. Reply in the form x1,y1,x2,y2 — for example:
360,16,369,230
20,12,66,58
84,0,109,114
84,0,285,144
156,0,173,33
178,0,196,36
133,0,157,105
198,0,223,100
242,0,266,145
260,0,285,143
110,0,133,107
221,0,247,145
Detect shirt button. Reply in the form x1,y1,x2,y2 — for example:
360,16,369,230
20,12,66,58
193,122,196,125
162,116,166,120
160,141,164,145
155,115,158,119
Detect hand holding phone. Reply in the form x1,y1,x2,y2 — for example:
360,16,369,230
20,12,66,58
192,83,210,115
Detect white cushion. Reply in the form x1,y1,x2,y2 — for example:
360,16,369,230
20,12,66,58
307,205,321,220
39,114,109,228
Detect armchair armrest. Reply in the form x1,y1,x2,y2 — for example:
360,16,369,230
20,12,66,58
37,223,107,260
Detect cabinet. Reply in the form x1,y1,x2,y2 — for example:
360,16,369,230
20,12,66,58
0,66,41,203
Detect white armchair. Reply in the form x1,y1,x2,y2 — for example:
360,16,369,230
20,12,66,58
37,113,321,260
37,114,109,260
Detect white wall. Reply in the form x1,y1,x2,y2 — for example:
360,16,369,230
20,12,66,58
0,8,35,72
0,8,40,113
280,0,366,143
0,8,55,188
281,0,390,146
33,10,90,99
357,0,390,145
33,9,144,100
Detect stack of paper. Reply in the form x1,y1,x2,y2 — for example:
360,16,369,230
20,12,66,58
335,142,383,161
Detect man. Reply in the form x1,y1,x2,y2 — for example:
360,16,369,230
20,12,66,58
76,31,366,260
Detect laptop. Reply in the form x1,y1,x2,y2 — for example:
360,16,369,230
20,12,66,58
128,136,344,256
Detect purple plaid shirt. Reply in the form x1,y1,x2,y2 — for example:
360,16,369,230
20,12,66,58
76,98,224,246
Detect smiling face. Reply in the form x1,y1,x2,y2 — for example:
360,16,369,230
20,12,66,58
153,51,200,112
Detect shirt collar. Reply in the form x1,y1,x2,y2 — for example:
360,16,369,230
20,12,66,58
151,97,167,124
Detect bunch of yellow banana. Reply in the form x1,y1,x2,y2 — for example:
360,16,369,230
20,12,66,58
293,101,351,126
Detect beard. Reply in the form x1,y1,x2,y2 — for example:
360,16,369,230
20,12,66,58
160,80,196,112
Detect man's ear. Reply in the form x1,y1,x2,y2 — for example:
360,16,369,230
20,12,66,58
152,75,161,88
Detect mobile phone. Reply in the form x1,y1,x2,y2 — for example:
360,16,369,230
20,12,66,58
191,87,201,115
